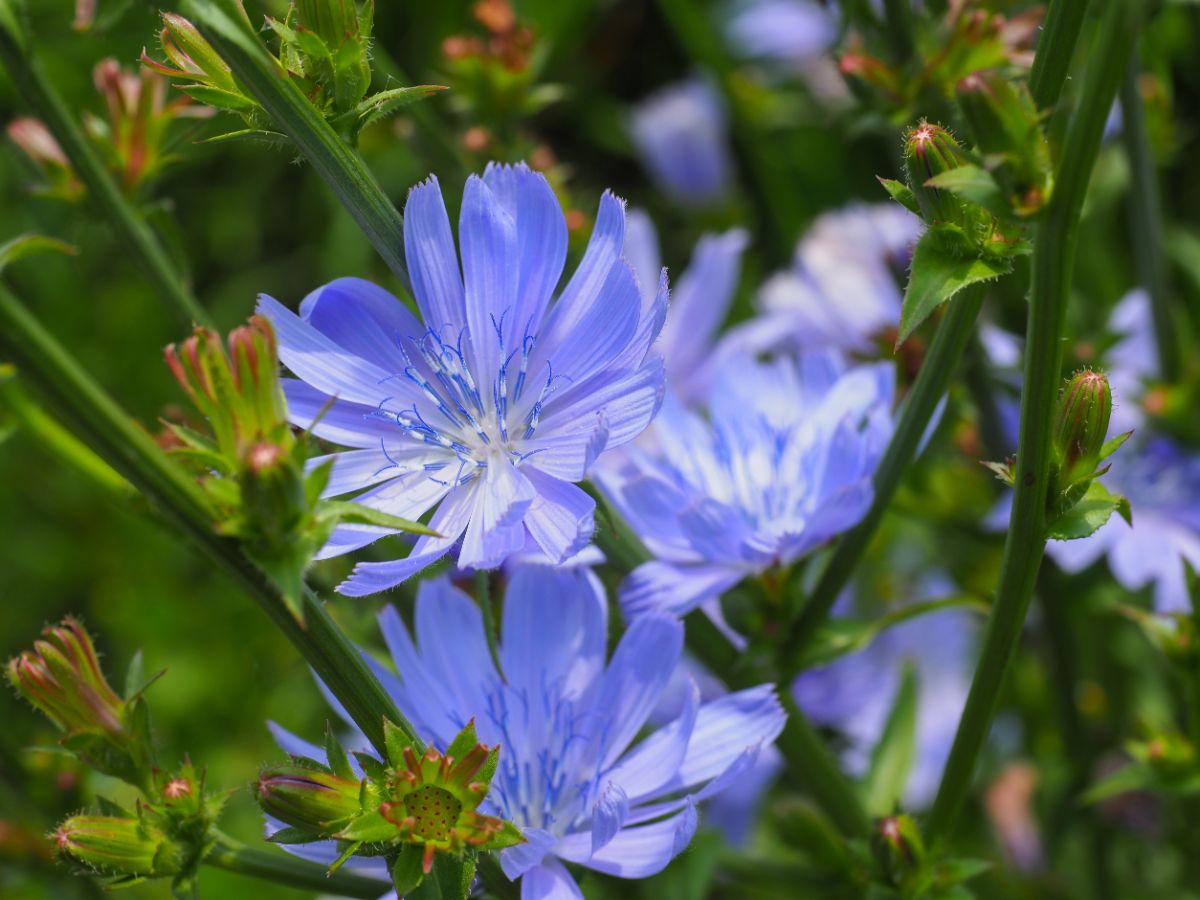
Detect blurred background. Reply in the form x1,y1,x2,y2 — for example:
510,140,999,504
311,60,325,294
2,0,1200,897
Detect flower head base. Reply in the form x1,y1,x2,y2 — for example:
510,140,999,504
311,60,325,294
6,618,152,788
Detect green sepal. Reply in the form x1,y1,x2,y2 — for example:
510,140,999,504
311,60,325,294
390,844,427,896
178,84,258,112
898,232,1012,344
354,752,387,782
878,177,921,215
324,721,356,780
334,810,396,843
195,128,289,147
96,795,135,818
924,165,1011,220
861,662,919,816
326,839,365,875
1046,480,1132,541
382,717,416,767
445,720,480,762
479,818,526,851
1099,430,1134,461
266,825,325,845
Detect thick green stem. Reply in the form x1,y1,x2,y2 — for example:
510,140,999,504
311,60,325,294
0,4,210,327
0,283,422,756
926,0,1144,842
181,0,411,293
205,832,386,898
1028,0,1092,111
1119,51,1181,381
781,289,985,674
882,0,916,63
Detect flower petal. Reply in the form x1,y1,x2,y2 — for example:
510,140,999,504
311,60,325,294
404,175,465,330
500,827,557,880
556,803,697,877
519,861,583,900
282,379,398,448
461,174,519,379
458,461,535,570
539,358,665,451
604,680,699,802
591,781,630,855
299,277,423,372
521,413,609,481
619,561,746,619
521,469,596,564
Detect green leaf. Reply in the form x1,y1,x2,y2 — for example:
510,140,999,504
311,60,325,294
326,838,365,874
335,810,396,842
266,825,324,845
383,716,416,767
1099,430,1134,461
319,499,440,535
178,84,258,112
480,819,526,851
861,663,919,816
353,752,387,782
123,650,145,701
1046,480,1130,540
0,234,77,275
925,165,1010,218
325,721,356,780
878,177,921,215
390,844,426,896
898,234,1011,344
1081,762,1157,804
346,85,447,133
196,128,289,146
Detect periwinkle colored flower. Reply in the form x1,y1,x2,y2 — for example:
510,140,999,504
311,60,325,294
794,599,977,807
260,163,665,595
724,0,836,66
623,209,748,404
629,77,734,206
598,350,895,618
268,565,786,898
724,203,920,356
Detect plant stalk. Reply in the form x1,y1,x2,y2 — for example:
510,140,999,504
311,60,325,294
925,0,1145,842
205,832,387,898
1028,0,1092,111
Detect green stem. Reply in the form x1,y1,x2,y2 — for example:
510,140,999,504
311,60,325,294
181,0,411,293
882,0,916,64
781,288,985,675
205,832,386,898
475,569,503,679
0,283,422,756
1119,51,1181,382
1028,0,1092,111
925,0,1144,843
0,4,210,327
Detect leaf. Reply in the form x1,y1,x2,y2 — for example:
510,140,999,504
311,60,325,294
1099,430,1133,461
796,595,989,672
353,752,387,782
195,128,289,146
898,234,1012,344
479,819,526,851
123,650,145,700
346,85,448,133
319,499,440,536
178,84,258,112
878,177,920,215
861,663,919,816
266,825,324,845
326,838,365,874
925,165,1010,218
382,717,415,767
1046,480,1130,541
390,844,426,896
0,234,77,275
1081,762,1157,804
325,721,356,780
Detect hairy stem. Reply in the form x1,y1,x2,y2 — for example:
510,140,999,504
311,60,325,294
1028,0,1092,111
926,0,1144,842
205,832,387,898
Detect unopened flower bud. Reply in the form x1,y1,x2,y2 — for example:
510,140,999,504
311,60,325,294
956,70,1047,211
903,121,970,226
7,621,153,788
872,814,926,887
143,13,239,95
239,442,308,540
7,118,83,200
1054,369,1112,481
256,764,363,833
53,815,183,877
297,0,361,47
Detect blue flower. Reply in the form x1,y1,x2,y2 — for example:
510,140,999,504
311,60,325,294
724,0,837,65
598,350,895,618
268,565,786,898
624,209,748,404
724,203,920,355
259,163,666,595
629,78,734,205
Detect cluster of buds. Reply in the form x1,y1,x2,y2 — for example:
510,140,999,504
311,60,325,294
869,814,991,895
839,1,1039,124
143,2,443,146
7,59,203,201
6,618,154,790
956,70,1050,216
164,317,433,621
258,720,522,891
53,759,225,893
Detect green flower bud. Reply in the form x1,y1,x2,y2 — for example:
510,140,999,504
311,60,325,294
903,121,970,226
872,814,927,888
956,70,1048,212
256,764,364,833
296,0,361,47
53,815,184,877
1054,369,1112,482
7,619,152,786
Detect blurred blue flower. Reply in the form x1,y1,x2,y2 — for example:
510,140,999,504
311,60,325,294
794,598,977,806
629,77,734,205
724,203,920,355
598,350,895,618
624,209,748,404
259,163,665,595
269,566,786,898
724,0,837,65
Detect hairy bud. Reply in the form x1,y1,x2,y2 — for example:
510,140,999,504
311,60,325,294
1054,369,1113,482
